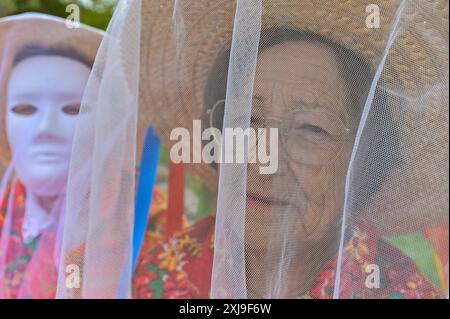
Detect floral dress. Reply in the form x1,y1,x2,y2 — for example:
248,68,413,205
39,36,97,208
310,220,448,299
0,181,58,299
133,187,215,299
133,189,448,299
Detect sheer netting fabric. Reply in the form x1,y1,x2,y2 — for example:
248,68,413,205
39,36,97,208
57,0,448,299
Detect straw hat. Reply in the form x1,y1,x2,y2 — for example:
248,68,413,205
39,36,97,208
0,13,104,170
138,0,448,234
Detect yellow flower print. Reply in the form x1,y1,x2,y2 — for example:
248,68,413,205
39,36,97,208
179,235,196,248
179,234,202,257
158,238,186,272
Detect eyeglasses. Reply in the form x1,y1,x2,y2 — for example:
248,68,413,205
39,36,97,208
208,99,354,166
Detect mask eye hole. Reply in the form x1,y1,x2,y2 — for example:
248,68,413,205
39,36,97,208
10,104,38,116
62,103,81,116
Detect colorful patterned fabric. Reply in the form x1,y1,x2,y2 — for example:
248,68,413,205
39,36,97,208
0,180,57,299
310,220,446,299
1,180,444,299
133,187,215,299
133,189,447,299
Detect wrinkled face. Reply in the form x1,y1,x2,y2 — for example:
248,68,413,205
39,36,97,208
6,55,91,197
244,41,358,293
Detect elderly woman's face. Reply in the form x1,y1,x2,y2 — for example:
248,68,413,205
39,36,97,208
245,41,356,269
6,55,91,197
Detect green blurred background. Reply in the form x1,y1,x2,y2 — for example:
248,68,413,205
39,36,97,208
0,0,118,29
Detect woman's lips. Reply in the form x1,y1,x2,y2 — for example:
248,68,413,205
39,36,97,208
246,192,293,209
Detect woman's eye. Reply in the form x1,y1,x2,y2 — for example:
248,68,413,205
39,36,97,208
301,124,329,135
62,104,81,116
11,104,37,116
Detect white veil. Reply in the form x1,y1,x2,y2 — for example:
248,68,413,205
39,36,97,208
56,0,141,298
58,0,448,299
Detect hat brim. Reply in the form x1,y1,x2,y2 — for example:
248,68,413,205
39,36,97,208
138,0,448,234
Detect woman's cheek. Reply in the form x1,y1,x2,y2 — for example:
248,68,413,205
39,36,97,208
296,165,346,238
297,166,332,202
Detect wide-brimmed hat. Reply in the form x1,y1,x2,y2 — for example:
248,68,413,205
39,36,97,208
138,0,448,234
0,12,104,169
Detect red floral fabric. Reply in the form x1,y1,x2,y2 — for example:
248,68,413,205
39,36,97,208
310,220,444,299
0,181,57,299
133,187,215,298
2,181,441,299
133,190,446,299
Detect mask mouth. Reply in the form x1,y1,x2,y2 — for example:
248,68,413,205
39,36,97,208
28,145,70,163
32,152,65,163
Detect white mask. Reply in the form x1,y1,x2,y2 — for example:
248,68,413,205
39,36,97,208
6,55,91,197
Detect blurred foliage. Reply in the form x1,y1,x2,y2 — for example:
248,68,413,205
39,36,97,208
0,0,118,30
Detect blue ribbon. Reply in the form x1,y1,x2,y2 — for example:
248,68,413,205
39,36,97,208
115,126,160,298
132,126,161,270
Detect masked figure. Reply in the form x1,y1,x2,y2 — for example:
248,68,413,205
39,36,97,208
58,0,448,299
0,13,102,298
